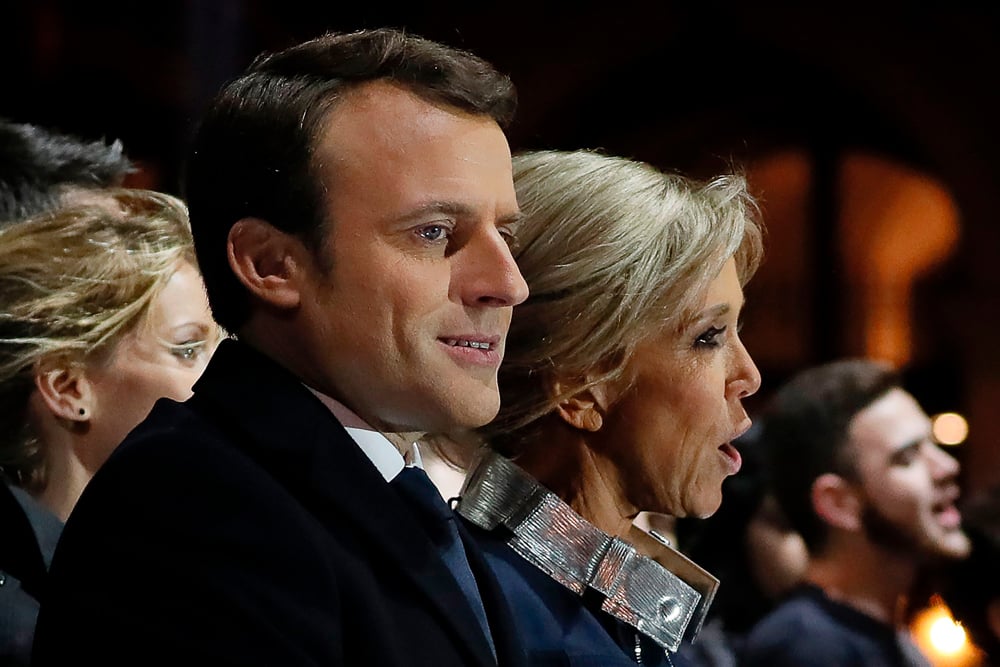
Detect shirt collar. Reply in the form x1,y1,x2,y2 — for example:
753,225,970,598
305,386,421,482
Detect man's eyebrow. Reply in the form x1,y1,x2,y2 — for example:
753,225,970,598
393,202,523,228
395,201,475,223
888,439,923,464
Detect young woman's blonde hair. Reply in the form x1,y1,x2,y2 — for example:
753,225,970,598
0,188,196,489
483,149,764,456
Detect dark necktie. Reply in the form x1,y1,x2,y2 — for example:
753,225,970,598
392,466,496,659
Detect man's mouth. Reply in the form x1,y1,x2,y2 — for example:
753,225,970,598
443,338,495,350
932,497,963,529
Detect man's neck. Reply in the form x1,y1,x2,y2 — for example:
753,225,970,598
382,431,426,462
807,547,917,625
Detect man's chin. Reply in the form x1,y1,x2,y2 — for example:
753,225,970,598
937,530,972,560
429,384,500,432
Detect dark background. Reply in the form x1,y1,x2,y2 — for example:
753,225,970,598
5,2,999,491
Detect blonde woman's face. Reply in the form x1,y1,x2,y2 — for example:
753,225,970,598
83,261,219,471
594,259,761,519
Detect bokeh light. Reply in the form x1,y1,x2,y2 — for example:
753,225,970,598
930,615,968,655
910,596,982,667
933,412,969,446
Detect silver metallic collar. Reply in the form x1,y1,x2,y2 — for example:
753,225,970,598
456,451,718,653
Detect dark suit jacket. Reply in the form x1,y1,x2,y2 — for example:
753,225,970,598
32,340,526,666
1,483,62,667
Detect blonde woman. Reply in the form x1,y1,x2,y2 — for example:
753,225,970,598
0,188,220,521
455,149,764,666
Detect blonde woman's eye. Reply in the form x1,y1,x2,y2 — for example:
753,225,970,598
694,326,727,349
169,341,206,361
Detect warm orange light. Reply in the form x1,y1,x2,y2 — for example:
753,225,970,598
929,615,968,655
933,412,969,446
910,597,982,667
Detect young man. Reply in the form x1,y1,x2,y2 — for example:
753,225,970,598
33,29,529,666
742,358,970,667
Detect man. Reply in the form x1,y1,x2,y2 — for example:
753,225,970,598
742,358,970,667
0,117,132,224
0,118,131,666
33,29,529,666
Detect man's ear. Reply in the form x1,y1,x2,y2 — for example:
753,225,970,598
227,218,307,309
551,377,615,433
811,473,863,531
35,363,94,423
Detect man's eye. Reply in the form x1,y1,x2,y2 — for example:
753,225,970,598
499,228,519,250
418,225,449,242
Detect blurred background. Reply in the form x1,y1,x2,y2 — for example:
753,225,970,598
7,0,998,505
4,2,998,663
6,0,999,502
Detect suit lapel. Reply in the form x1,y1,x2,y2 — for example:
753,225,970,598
458,519,528,666
188,341,496,666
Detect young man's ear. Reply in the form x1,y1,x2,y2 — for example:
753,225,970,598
811,473,863,531
35,363,94,424
227,218,308,309
551,377,615,433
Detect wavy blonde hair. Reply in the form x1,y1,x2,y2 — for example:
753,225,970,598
0,188,196,489
482,149,764,456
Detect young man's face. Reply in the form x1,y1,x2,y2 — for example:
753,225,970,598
849,388,971,561
296,81,528,432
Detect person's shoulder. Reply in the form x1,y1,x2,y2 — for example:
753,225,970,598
67,396,280,535
104,394,248,476
0,570,41,666
749,586,828,628
742,587,849,664
7,484,62,568
0,482,59,597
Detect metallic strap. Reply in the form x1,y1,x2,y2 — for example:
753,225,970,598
456,451,719,653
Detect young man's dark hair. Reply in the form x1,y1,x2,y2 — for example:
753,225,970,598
0,118,132,224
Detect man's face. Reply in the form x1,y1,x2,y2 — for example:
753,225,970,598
849,388,971,561
295,81,528,432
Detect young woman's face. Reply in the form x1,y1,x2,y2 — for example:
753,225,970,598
82,261,219,471
592,259,761,519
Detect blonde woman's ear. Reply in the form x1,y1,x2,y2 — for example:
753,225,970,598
551,376,613,433
34,364,94,423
